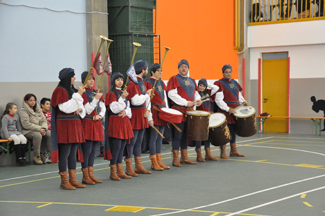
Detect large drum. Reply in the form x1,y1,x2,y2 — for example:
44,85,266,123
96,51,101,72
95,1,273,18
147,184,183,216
186,110,210,141
209,113,231,146
159,108,183,124
234,105,257,137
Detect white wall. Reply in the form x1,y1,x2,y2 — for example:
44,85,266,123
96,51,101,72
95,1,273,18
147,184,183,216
0,0,87,82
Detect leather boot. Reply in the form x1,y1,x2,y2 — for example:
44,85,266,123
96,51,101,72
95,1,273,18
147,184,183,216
180,149,196,164
14,145,24,166
69,169,86,188
81,168,95,185
59,171,75,190
134,156,151,174
20,144,28,165
205,147,218,161
110,164,121,181
220,145,228,159
195,148,205,162
124,158,138,177
88,166,102,183
172,150,182,167
116,163,131,179
230,143,245,157
156,153,170,170
150,155,164,171
33,155,43,165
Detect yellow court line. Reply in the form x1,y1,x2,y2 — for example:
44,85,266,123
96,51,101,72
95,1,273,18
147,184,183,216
37,203,52,208
0,176,60,188
262,143,325,147
303,202,313,207
254,160,266,162
300,194,307,198
0,201,270,216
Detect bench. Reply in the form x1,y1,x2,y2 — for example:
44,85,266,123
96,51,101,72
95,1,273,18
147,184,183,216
256,116,325,136
0,139,33,166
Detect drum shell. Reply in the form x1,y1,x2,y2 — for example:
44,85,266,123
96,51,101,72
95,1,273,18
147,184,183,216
234,113,257,137
209,121,232,146
158,108,183,124
186,112,210,141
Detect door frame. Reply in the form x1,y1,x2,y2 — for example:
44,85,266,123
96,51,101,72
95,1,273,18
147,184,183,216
258,57,290,132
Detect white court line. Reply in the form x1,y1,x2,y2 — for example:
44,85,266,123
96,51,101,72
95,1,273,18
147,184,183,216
246,145,325,157
225,186,325,216
150,174,325,215
0,137,273,182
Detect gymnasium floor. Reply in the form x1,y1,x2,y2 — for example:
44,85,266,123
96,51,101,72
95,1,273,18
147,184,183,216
0,133,325,216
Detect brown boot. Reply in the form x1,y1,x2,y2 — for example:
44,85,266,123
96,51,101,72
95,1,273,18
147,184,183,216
81,168,95,185
88,166,102,183
117,163,131,179
59,171,76,190
172,150,182,167
69,169,86,188
180,149,197,164
150,155,164,171
33,155,43,165
110,164,121,181
124,158,138,177
196,148,205,162
156,153,170,169
205,147,218,161
134,156,151,174
230,143,245,157
220,145,228,159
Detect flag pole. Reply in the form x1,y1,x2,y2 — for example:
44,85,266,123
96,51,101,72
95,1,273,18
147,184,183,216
123,42,141,91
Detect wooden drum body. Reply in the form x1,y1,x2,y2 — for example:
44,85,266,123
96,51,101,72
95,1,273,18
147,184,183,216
209,113,231,146
186,111,210,141
234,106,257,137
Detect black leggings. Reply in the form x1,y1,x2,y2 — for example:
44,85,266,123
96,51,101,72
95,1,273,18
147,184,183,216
228,124,236,144
58,143,79,172
81,140,99,168
110,138,127,165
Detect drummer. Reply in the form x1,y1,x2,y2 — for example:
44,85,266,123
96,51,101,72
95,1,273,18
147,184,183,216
145,63,170,171
194,78,219,162
214,64,248,159
167,59,202,167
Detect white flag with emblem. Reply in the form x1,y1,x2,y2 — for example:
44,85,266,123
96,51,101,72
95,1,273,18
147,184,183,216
126,65,138,83
94,52,103,75
104,54,112,75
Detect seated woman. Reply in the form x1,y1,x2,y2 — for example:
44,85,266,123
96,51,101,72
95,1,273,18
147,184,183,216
19,94,51,165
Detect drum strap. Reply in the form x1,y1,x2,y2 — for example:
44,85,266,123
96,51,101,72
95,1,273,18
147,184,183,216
172,105,194,114
152,105,182,132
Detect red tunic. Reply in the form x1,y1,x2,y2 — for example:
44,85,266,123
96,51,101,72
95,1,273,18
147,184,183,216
105,91,134,140
127,77,149,130
167,75,199,122
214,79,243,124
51,87,85,144
81,90,105,142
145,78,168,126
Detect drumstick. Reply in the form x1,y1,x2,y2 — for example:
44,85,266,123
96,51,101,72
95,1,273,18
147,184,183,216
193,98,210,105
200,94,210,100
171,122,182,132
151,125,165,138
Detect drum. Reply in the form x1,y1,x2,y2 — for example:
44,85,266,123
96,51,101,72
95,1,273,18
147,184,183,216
209,113,231,146
234,105,257,137
159,108,183,124
186,110,210,141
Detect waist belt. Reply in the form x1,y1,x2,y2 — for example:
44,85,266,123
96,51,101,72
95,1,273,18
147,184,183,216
84,116,95,120
130,104,146,109
57,116,80,120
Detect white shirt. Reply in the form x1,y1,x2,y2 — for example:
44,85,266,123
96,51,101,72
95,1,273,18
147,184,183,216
130,75,151,110
84,98,106,118
215,85,245,112
58,93,86,118
109,88,132,119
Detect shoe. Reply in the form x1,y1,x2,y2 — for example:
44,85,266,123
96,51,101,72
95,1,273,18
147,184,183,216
44,152,52,164
33,156,43,165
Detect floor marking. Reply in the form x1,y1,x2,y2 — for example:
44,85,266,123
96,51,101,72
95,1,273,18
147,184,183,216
246,145,325,157
0,176,60,188
264,143,325,147
295,164,323,168
37,203,52,208
225,186,325,216
254,160,266,162
303,202,313,207
273,139,325,143
150,174,325,216
105,206,145,212
300,194,307,198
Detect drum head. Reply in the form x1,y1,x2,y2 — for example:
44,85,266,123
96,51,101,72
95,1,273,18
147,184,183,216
209,113,226,128
234,106,256,118
186,110,210,116
161,108,182,115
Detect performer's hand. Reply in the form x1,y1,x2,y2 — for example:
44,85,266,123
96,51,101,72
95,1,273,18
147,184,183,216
93,115,102,120
195,99,202,106
144,110,149,118
228,108,236,114
121,91,129,99
75,108,82,115
187,101,195,107
8,138,13,142
118,110,126,118
94,92,103,100
149,120,154,127
242,101,249,106
102,125,105,130
78,85,86,96
146,89,152,96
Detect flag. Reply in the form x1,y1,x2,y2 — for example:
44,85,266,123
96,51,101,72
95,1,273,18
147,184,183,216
104,54,112,75
126,65,138,83
94,52,103,75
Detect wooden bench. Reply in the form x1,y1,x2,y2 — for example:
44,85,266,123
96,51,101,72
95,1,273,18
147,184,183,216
256,116,325,136
0,139,33,166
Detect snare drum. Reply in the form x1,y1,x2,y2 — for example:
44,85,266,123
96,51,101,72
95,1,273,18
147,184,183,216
209,113,231,146
234,106,257,137
186,110,210,141
159,108,183,124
